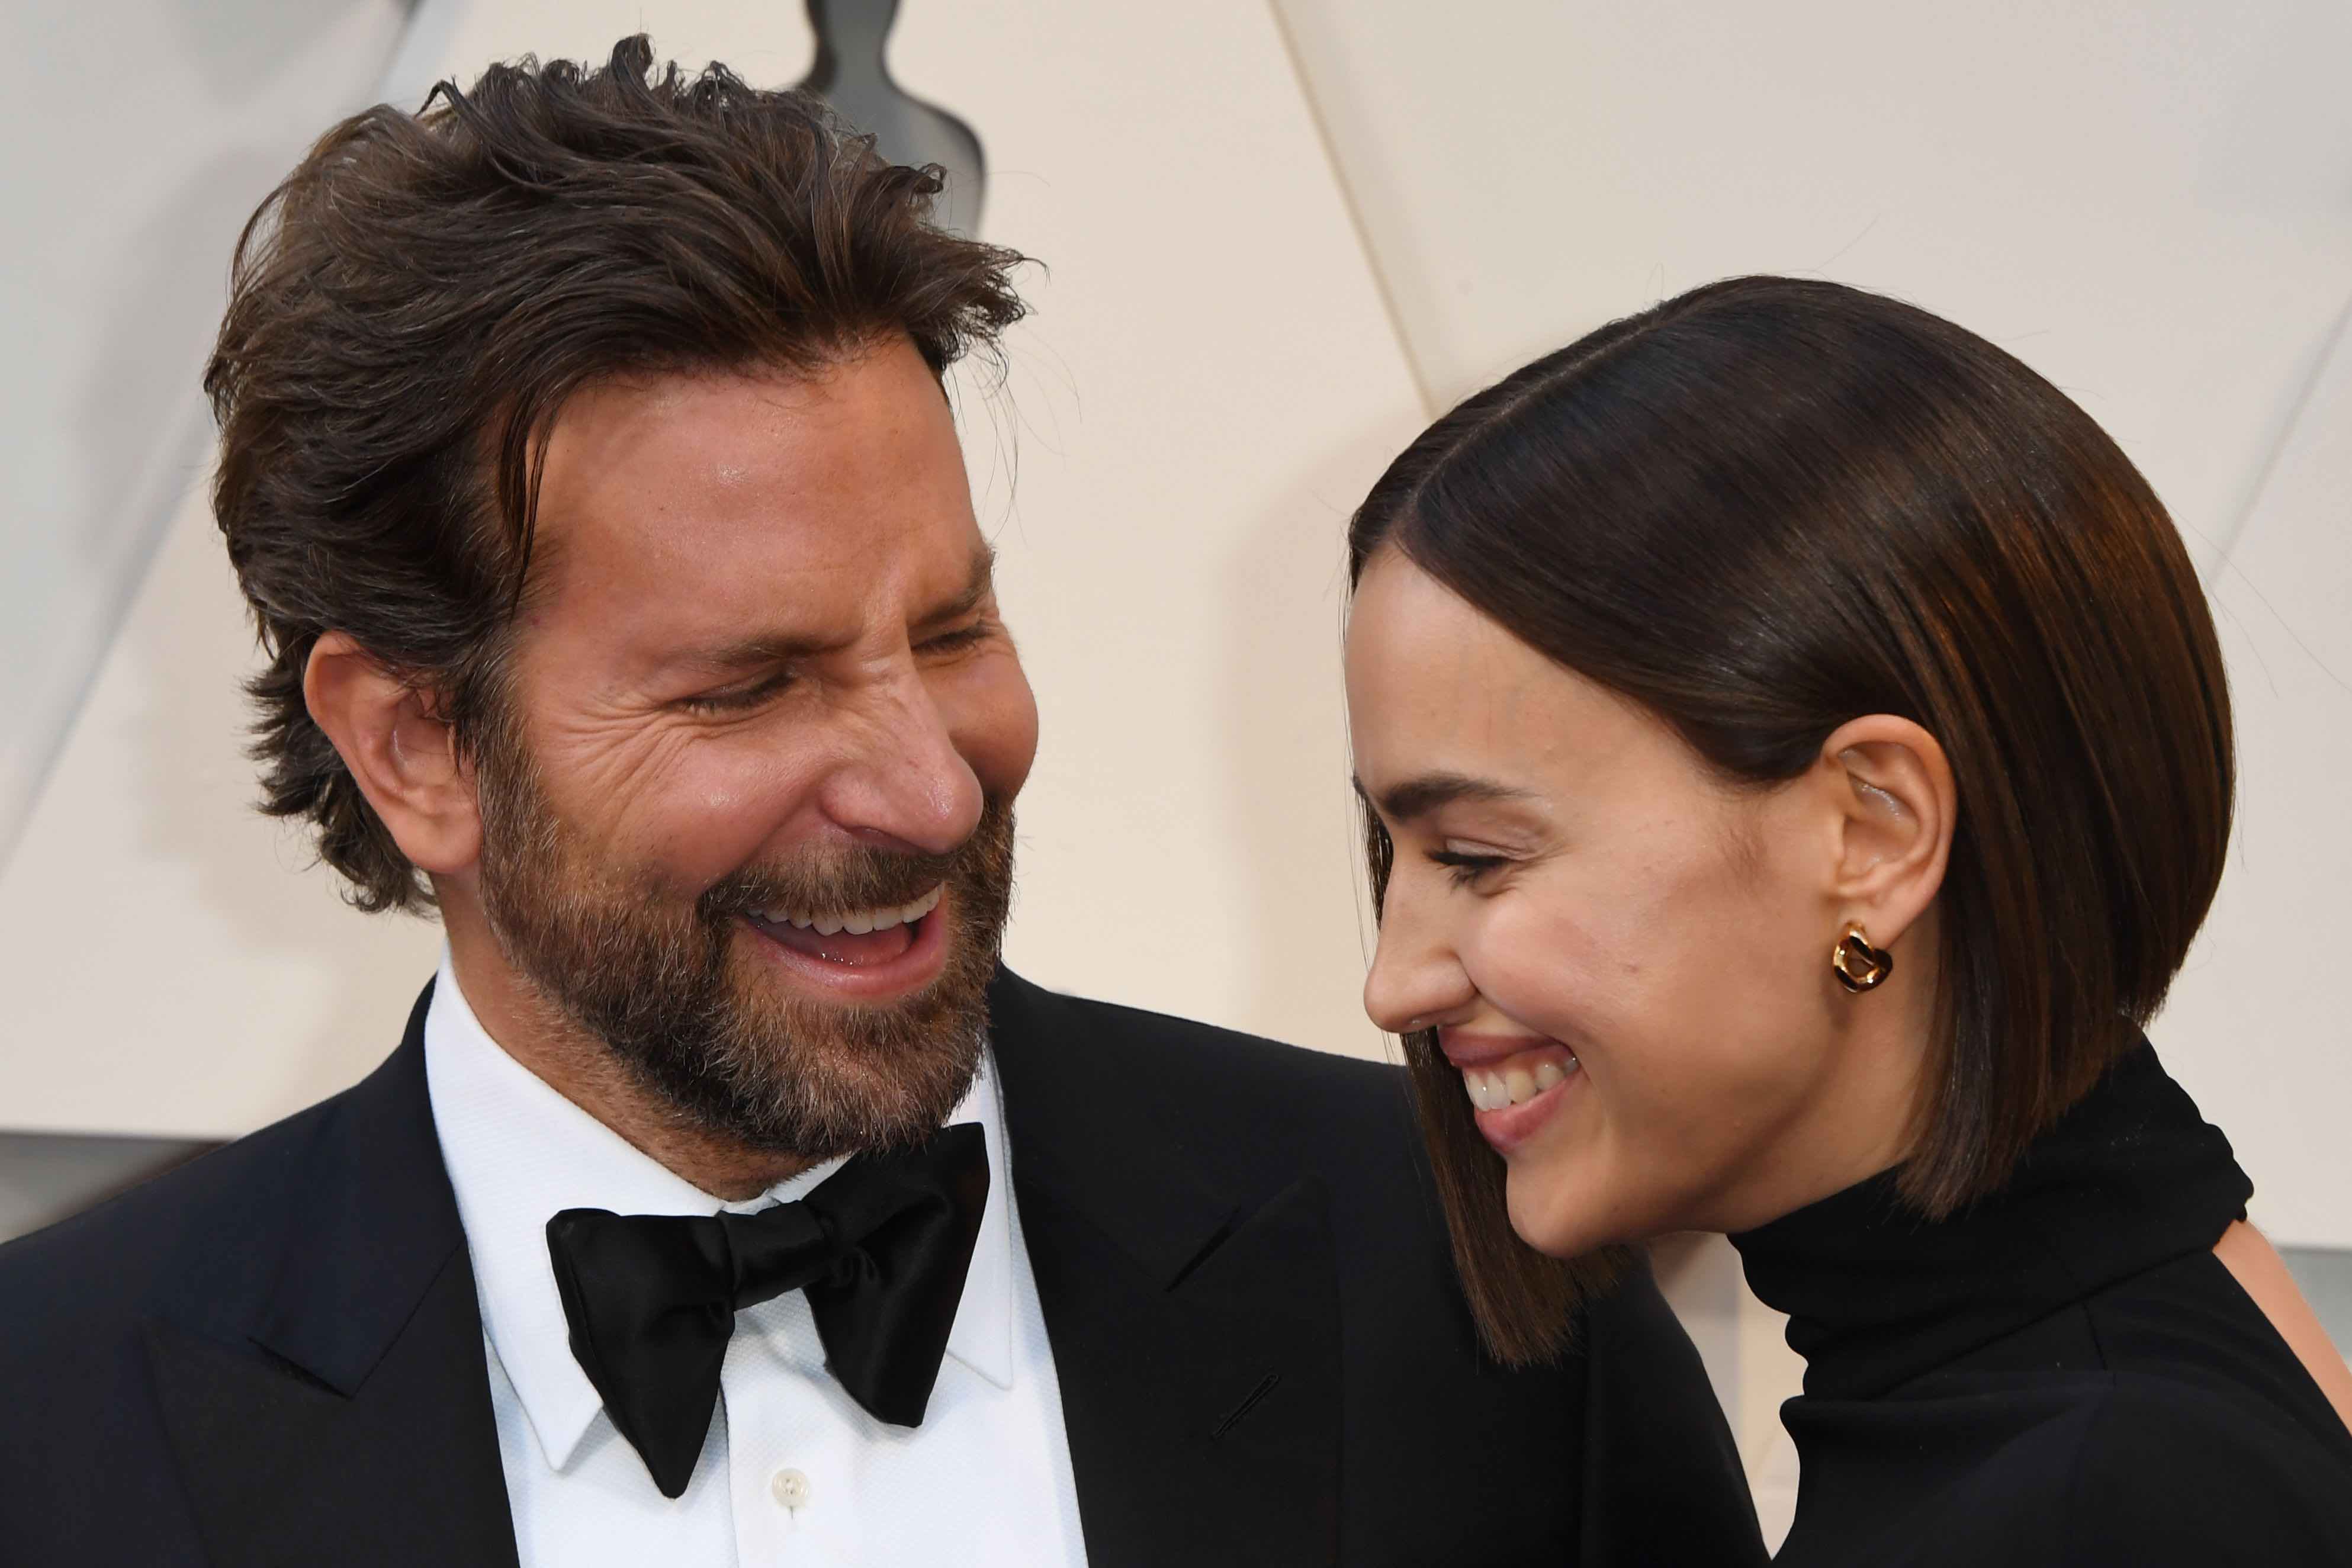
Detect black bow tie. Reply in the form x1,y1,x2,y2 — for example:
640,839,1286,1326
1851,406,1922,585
544,1123,989,1498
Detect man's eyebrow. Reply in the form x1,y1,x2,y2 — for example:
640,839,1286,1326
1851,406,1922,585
669,545,1000,673
912,542,999,630
673,630,837,674
1352,770,1537,822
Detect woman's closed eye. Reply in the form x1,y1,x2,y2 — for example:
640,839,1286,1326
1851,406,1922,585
1428,847,1511,888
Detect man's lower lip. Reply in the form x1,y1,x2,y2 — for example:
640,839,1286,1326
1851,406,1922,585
738,898,953,1000
1472,1073,1579,1152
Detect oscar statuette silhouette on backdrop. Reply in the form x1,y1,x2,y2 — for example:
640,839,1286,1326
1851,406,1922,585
797,0,987,238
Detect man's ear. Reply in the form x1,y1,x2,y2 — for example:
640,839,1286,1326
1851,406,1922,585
1817,714,1956,949
303,632,481,879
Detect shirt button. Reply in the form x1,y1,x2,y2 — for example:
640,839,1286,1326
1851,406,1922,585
770,1468,812,1509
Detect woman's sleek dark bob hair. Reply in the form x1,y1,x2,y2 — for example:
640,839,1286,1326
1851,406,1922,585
1348,276,2234,1365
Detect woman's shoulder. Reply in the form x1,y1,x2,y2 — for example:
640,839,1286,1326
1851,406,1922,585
2051,1369,2352,1564
1782,1360,2352,1566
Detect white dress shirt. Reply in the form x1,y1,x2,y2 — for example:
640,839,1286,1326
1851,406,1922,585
422,953,1091,1567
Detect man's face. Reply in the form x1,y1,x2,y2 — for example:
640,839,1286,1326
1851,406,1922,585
470,339,1039,1158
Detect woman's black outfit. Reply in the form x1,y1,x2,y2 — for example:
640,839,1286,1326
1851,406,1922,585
1730,1043,2352,1565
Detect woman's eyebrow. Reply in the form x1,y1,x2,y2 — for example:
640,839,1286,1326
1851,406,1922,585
1353,770,1537,823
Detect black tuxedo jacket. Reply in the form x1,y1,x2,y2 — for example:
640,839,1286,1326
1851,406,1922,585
0,969,1763,1566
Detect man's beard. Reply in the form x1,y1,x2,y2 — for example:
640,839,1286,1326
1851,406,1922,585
471,716,1016,1161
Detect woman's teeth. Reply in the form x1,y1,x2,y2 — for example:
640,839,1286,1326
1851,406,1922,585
763,884,943,936
1462,1055,1576,1111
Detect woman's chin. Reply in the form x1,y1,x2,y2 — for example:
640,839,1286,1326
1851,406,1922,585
1504,1165,1638,1259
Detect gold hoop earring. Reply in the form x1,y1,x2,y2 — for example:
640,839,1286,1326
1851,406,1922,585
1831,924,1893,994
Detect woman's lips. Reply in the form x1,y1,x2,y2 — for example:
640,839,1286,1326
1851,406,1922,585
1461,1052,1576,1111
1441,1034,1582,1153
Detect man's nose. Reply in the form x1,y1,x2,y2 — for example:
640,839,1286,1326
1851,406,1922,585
820,668,987,857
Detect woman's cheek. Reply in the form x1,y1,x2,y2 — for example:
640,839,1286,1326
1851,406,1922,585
1469,902,1622,1050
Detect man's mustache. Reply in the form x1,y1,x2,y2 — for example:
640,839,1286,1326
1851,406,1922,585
694,797,1012,923
700,849,963,921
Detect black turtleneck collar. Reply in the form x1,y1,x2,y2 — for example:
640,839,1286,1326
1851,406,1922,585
1728,1042,2251,1402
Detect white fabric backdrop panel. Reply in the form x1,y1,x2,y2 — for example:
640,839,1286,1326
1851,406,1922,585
2167,305,2352,1251
0,0,409,869
1274,0,2352,576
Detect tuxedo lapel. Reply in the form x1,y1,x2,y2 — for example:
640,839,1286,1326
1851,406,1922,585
145,985,518,1567
146,1255,516,1567
990,973,1342,1568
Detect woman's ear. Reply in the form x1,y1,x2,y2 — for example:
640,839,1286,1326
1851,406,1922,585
1819,714,1956,947
302,632,483,879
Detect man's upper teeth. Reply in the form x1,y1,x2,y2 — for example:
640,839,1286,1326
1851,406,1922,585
767,884,943,934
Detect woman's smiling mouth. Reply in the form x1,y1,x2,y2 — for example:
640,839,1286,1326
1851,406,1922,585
1441,1034,1582,1151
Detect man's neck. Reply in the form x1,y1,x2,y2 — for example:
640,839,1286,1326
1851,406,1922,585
441,908,812,1201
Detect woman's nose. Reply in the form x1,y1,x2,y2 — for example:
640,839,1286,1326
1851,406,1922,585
1362,892,1473,1036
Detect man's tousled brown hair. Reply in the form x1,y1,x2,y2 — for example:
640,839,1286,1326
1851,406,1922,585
207,34,1027,912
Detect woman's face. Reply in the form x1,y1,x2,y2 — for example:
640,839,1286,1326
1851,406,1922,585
1344,548,1939,1255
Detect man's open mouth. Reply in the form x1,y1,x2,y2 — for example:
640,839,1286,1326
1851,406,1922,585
743,884,944,966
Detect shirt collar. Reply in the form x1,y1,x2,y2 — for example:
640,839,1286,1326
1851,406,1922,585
422,950,1017,1474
